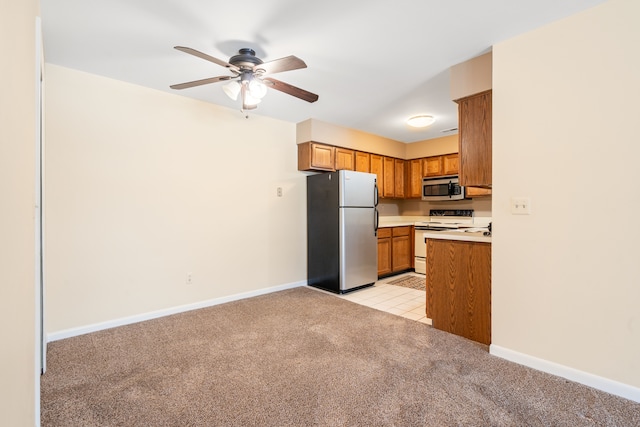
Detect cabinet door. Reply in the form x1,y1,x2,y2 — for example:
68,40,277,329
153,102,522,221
426,239,491,345
466,187,492,197
334,147,354,170
423,156,443,177
443,153,459,176
394,159,406,199
383,157,395,198
457,90,492,187
297,142,335,171
354,151,370,172
370,154,384,198
377,230,392,277
391,235,411,272
391,226,411,272
408,159,423,198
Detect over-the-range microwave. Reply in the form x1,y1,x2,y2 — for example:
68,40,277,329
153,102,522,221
422,176,465,201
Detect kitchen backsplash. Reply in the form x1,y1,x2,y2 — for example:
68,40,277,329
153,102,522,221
379,198,491,218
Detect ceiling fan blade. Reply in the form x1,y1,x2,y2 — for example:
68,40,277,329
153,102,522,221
174,46,240,72
263,77,319,103
256,56,307,75
170,75,233,90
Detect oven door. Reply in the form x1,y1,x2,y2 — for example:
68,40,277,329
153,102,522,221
421,176,465,201
414,229,427,274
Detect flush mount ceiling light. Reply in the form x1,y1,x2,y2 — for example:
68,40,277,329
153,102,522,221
170,46,319,112
407,115,436,128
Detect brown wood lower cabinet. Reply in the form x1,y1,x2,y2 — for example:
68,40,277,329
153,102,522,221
391,226,411,272
377,228,392,276
426,239,491,345
378,226,413,277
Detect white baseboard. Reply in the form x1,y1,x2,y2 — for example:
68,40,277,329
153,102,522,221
490,344,640,403
47,280,307,342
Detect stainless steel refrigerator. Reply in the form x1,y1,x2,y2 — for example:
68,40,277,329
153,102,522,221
307,170,378,293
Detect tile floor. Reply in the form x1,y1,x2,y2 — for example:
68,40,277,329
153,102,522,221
316,272,432,325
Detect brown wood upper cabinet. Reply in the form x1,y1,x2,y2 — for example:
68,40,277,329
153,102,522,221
394,159,406,199
456,90,492,187
334,147,354,170
382,157,395,198
466,187,492,197
423,153,459,177
354,151,370,172
443,153,459,175
408,159,423,198
298,142,335,171
370,154,384,198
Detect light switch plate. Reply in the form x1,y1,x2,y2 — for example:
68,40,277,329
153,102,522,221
511,197,531,215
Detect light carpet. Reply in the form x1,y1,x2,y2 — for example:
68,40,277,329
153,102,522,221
41,287,640,426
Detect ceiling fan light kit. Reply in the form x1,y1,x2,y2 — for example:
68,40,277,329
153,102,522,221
171,46,318,113
222,81,240,101
407,115,436,128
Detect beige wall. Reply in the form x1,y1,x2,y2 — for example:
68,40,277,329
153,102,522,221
450,51,492,101
492,0,640,392
45,65,307,333
297,118,460,160
297,118,406,158
405,134,458,159
0,0,39,425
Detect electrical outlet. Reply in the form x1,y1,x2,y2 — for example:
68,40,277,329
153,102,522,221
186,273,192,285
277,187,283,197
511,197,532,215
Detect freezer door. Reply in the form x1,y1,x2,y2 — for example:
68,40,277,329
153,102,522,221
340,207,378,291
339,170,376,208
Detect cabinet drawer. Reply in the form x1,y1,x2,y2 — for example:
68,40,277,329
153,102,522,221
392,226,411,237
377,227,392,238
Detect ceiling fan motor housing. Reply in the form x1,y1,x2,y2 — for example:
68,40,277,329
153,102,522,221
229,48,263,70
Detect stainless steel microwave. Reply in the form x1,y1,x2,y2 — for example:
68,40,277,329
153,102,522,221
421,176,465,201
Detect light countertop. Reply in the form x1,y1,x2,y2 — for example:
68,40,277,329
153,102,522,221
421,230,491,244
378,216,491,243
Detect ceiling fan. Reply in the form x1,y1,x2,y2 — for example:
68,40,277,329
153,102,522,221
170,46,319,111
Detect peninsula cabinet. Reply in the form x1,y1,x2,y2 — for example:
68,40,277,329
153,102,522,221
426,239,491,345
456,90,492,187
298,142,335,171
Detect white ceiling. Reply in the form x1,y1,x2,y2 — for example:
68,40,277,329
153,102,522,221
40,0,606,143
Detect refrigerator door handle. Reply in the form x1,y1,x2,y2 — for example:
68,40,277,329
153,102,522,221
374,208,379,236
374,182,379,207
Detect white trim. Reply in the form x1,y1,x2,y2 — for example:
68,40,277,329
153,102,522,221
34,16,43,427
47,280,306,342
490,344,640,403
